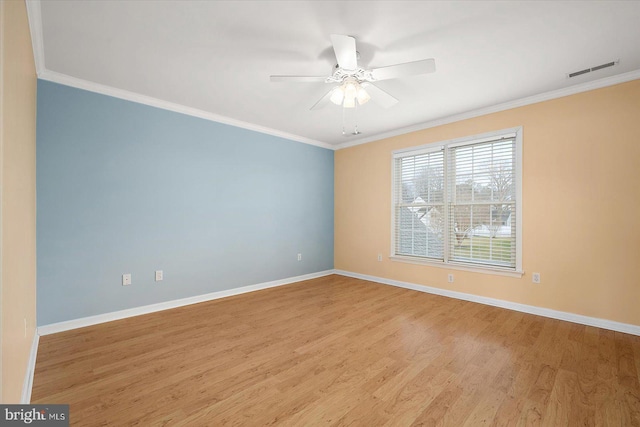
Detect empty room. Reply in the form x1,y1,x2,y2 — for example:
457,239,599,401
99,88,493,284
2,0,640,425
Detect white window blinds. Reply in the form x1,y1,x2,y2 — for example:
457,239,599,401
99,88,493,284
448,137,516,268
394,149,444,259
392,129,521,272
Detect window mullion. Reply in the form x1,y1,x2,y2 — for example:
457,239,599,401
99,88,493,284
392,127,521,272
443,146,450,263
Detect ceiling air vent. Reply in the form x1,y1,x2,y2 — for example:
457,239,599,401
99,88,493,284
568,60,618,78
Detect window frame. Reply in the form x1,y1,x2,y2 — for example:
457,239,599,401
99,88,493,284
390,127,523,277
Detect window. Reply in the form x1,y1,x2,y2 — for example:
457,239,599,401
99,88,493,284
392,127,522,274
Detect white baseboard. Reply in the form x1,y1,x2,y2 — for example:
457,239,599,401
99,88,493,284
21,331,39,404
38,270,335,335
334,270,640,336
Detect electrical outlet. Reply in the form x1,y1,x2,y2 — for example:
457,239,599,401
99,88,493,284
448,274,454,283
155,270,163,281
377,254,382,262
532,272,541,284
122,273,132,286
297,253,302,261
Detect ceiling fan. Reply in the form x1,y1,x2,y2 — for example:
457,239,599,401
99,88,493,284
270,34,436,110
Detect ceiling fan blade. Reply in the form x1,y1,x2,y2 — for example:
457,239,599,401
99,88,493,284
361,83,399,108
330,34,358,71
370,58,435,81
310,88,337,110
270,75,327,83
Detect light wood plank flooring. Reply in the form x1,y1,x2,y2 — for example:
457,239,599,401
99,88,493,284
32,275,640,426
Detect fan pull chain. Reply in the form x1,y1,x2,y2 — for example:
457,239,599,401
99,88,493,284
342,106,346,136
341,103,361,136
353,101,360,135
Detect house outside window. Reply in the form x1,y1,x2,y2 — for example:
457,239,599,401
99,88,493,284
391,127,522,276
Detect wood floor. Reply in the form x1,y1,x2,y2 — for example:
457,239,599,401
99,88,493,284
32,274,640,426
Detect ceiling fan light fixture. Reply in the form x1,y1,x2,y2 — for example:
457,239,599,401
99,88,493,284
271,34,436,117
334,78,368,108
329,87,344,105
343,95,356,108
356,86,371,105
343,80,358,100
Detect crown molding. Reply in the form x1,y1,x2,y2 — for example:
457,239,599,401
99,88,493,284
25,0,45,76
26,1,333,150
38,70,334,150
24,0,640,153
39,67,640,153
334,69,640,150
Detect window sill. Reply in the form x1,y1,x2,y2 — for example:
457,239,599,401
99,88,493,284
389,255,524,278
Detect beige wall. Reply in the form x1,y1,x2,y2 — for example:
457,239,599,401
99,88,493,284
1,0,38,403
335,79,640,327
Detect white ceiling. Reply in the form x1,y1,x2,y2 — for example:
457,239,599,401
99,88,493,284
32,1,640,148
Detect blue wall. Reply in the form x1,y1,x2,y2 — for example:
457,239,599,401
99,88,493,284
36,80,334,325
